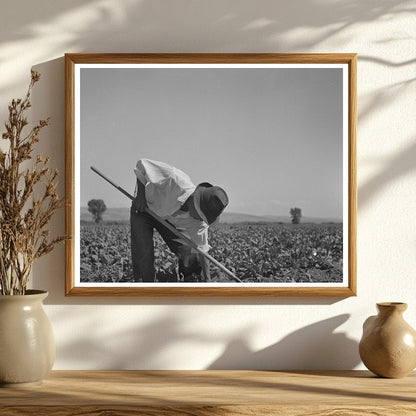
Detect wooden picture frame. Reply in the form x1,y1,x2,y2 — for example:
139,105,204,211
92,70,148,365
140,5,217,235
65,53,357,296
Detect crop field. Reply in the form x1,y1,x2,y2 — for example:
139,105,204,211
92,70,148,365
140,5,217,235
80,222,343,284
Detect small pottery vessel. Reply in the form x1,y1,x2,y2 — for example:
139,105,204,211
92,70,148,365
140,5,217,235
0,290,55,387
359,302,416,378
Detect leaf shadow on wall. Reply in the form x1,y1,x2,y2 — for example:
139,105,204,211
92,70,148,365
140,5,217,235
0,0,413,97
207,314,360,370
53,309,359,370
358,138,416,210
54,312,216,370
356,54,416,210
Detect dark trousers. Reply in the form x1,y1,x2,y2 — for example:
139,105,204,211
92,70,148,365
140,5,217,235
130,206,202,282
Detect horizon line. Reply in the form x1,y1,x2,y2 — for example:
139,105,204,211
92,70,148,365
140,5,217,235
80,206,342,221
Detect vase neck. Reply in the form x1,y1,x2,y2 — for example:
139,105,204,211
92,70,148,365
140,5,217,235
377,302,407,316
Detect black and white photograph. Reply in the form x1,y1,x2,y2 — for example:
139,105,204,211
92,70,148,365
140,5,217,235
65,54,356,296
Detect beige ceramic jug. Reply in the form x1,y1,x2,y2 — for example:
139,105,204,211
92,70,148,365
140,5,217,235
359,302,416,378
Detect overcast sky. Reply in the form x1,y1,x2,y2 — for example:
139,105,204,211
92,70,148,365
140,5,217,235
79,66,344,219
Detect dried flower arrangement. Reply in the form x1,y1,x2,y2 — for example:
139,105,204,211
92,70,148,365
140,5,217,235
0,71,65,295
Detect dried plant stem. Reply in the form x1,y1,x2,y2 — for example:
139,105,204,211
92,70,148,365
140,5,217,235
0,71,66,295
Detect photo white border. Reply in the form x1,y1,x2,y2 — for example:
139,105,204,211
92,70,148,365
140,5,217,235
73,63,349,289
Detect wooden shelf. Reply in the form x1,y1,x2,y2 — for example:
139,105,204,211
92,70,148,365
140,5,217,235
1,370,415,415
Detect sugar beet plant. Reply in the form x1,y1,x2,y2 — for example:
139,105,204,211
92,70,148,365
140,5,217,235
0,71,65,295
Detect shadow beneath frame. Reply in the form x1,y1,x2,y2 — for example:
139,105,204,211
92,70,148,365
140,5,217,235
207,314,361,370
52,311,360,371
43,295,348,306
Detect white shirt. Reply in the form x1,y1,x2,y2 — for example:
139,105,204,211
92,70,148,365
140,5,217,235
134,159,209,252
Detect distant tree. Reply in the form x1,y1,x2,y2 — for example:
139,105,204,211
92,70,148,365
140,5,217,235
88,199,106,223
290,207,302,224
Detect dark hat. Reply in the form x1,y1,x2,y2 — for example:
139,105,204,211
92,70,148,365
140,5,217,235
193,182,229,225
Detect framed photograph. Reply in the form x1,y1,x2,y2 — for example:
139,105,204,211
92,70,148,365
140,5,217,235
65,53,356,296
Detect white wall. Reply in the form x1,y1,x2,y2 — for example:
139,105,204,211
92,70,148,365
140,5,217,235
1,0,415,370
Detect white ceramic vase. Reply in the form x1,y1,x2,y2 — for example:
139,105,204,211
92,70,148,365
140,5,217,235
0,290,55,387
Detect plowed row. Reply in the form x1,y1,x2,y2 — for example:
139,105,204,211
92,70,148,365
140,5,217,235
80,223,343,283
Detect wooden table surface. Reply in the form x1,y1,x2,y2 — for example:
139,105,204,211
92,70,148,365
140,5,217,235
1,370,415,415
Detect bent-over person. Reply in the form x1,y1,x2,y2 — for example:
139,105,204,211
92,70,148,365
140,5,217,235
130,159,229,282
